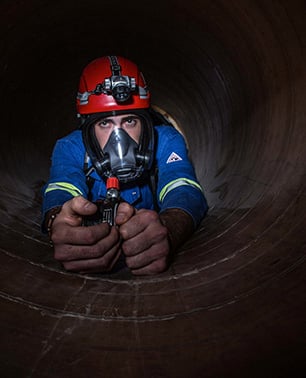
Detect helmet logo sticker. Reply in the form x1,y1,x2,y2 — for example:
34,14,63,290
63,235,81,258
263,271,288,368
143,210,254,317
166,152,183,163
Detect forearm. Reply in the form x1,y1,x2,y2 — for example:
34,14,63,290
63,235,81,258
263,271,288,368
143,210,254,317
159,208,195,252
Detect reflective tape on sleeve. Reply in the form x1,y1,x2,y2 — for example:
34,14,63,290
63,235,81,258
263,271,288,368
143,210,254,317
45,182,84,197
159,178,203,203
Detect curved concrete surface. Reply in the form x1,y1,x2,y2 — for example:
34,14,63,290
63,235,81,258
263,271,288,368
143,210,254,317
1,1,306,377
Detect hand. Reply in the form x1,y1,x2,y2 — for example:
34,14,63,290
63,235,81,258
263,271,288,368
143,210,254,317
115,202,170,275
48,196,121,273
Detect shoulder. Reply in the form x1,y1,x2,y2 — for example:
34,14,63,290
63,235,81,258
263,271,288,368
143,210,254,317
154,125,187,153
57,129,82,144
55,130,84,150
52,130,85,161
155,125,184,139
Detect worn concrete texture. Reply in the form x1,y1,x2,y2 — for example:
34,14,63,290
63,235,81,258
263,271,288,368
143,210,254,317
0,0,306,377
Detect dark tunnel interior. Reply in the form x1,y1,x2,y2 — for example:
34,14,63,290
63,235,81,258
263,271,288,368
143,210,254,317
1,0,306,377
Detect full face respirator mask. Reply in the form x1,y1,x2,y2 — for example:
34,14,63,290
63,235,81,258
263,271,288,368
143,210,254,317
102,127,144,181
82,111,155,184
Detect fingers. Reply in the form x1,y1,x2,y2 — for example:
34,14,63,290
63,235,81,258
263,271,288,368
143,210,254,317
52,220,111,246
53,225,119,260
119,209,166,243
50,201,123,273
118,209,170,274
129,257,168,276
54,226,122,273
61,243,122,273
121,219,168,256
50,199,170,275
124,242,169,274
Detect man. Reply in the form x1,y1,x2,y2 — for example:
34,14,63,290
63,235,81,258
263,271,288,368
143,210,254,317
42,55,208,275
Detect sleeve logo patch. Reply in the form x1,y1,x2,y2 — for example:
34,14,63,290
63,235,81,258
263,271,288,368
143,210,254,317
166,152,183,163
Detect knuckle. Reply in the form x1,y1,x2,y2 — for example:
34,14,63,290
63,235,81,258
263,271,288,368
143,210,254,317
137,209,158,224
121,240,132,255
53,250,62,261
158,225,169,239
97,257,109,270
152,226,169,244
152,258,168,273
145,210,159,222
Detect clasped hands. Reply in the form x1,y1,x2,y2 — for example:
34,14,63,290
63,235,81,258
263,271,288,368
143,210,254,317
49,196,170,275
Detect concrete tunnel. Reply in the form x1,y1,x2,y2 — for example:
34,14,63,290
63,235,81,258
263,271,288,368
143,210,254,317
1,0,306,377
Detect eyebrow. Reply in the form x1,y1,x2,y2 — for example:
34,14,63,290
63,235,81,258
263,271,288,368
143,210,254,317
121,115,139,122
98,118,115,124
98,115,139,123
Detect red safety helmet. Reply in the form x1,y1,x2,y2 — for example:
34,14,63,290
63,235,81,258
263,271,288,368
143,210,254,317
76,56,150,115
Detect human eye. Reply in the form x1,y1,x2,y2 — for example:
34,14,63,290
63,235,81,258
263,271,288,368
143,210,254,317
97,119,111,128
123,117,138,128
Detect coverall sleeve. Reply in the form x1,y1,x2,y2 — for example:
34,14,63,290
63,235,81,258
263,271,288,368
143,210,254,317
155,126,208,227
42,134,88,219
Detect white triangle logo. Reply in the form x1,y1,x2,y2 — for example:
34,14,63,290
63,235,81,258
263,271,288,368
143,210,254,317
166,152,183,164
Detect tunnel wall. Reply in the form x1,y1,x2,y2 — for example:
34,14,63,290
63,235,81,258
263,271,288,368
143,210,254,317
0,0,306,377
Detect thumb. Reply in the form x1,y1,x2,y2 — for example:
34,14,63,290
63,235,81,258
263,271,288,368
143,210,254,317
62,196,97,218
115,202,135,225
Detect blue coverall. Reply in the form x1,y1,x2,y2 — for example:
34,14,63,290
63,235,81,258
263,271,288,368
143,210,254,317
42,125,208,228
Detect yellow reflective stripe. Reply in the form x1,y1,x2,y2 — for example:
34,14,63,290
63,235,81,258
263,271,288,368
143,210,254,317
45,182,84,197
159,178,203,203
